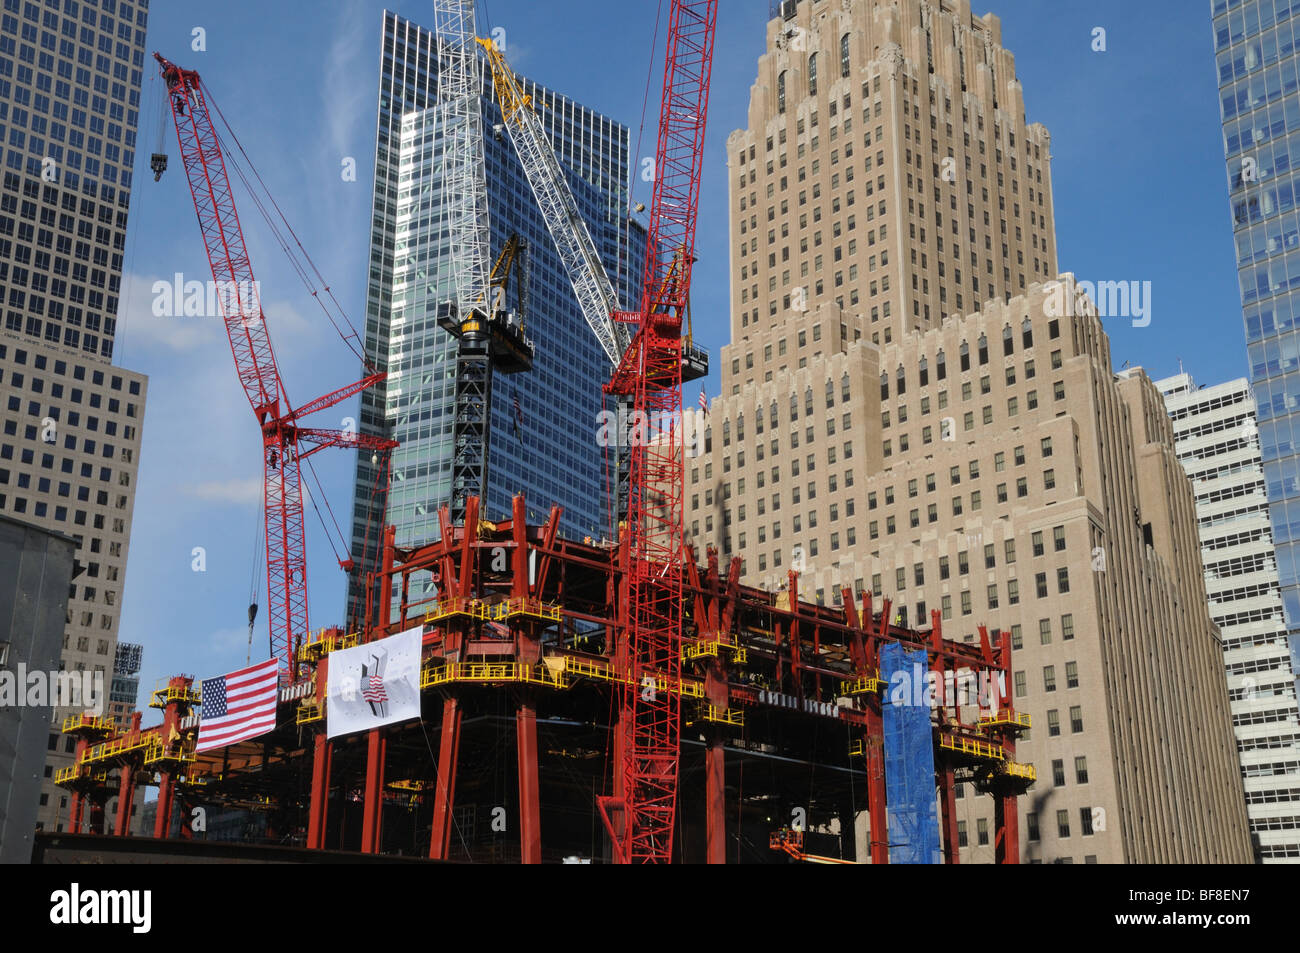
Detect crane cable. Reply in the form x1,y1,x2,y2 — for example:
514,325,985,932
203,85,372,372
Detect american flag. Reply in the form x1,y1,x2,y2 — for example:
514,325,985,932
698,388,708,414
196,658,279,753
363,671,388,705
512,393,524,439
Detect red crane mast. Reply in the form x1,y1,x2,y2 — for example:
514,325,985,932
601,0,717,863
156,54,395,677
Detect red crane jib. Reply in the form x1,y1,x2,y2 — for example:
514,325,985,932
156,53,395,678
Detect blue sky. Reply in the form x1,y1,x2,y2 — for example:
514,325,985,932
115,0,1240,697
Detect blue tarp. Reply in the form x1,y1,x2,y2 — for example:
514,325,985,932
880,642,941,864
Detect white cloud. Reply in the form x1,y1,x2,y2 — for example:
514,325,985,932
186,476,264,505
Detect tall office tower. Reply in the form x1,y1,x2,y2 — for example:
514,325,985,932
1158,372,1300,862
684,0,1253,862
348,11,640,618
1213,2,1300,678
0,1,151,830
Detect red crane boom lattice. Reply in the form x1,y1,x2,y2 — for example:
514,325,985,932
601,0,718,863
156,54,395,677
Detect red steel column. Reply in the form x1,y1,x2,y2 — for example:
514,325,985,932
429,696,463,860
938,761,959,864
68,793,84,834
307,731,332,849
112,765,135,837
360,729,386,853
88,796,106,835
705,728,725,864
516,692,541,864
865,706,889,864
995,790,1020,864
153,772,175,839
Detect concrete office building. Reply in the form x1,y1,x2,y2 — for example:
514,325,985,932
684,0,1253,862
1158,372,1300,862
0,514,76,863
0,0,152,830
348,11,641,619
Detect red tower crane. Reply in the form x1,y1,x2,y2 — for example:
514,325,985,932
156,54,396,677
600,0,717,863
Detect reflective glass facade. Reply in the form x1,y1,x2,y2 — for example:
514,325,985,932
349,12,639,616
1216,0,1300,672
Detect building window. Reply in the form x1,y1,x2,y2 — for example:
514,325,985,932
1080,808,1094,836
1070,705,1084,733
1047,709,1060,736
977,818,989,846
1057,567,1070,593
957,820,968,847
1075,756,1089,784
1053,526,1066,551
1057,810,1071,838
1061,614,1075,640
1052,759,1065,786
1043,665,1056,692
1027,812,1040,841
1066,661,1078,689
1014,671,1026,697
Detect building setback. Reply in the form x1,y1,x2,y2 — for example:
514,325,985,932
1158,372,1300,862
348,10,640,621
0,0,151,832
684,0,1253,862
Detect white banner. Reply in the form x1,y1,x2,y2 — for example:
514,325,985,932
326,625,423,738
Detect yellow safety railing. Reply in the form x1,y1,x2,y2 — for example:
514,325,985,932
1005,761,1037,781
142,740,196,767
682,641,748,665
424,597,493,625
494,598,561,624
297,629,360,662
81,732,160,765
61,713,117,735
149,683,200,709
421,661,567,690
841,673,885,695
296,702,324,725
978,708,1031,730
53,765,78,786
938,734,1005,761
560,656,620,683
695,704,744,726
388,779,430,792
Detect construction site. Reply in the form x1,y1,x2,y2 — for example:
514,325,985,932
49,0,1036,864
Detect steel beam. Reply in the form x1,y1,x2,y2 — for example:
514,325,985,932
429,696,463,860
307,731,332,849
360,729,386,853
516,692,541,863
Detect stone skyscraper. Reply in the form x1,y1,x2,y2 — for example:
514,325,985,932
684,0,1253,862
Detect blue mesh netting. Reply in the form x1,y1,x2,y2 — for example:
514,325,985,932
880,641,941,864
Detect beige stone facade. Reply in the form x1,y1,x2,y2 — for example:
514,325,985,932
683,0,1253,862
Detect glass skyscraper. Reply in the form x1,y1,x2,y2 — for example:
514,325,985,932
348,12,641,618
1215,0,1300,674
